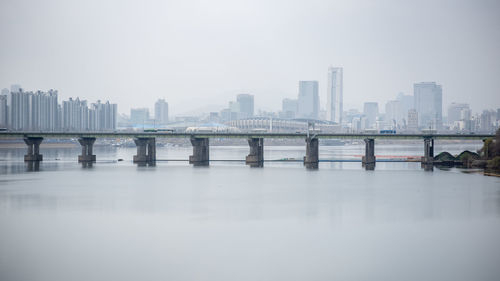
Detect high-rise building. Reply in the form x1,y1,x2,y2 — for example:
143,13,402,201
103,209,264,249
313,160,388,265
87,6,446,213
28,90,59,131
10,89,30,130
130,108,150,125
281,98,298,119
447,103,470,124
407,109,418,131
2,88,10,127
237,94,254,119
0,94,7,128
7,89,60,131
480,110,496,133
414,82,442,129
154,99,169,125
461,108,472,121
363,102,379,128
385,100,402,128
228,101,240,119
297,81,319,119
63,98,89,131
396,92,413,123
326,67,343,123
2,87,115,132
89,100,117,131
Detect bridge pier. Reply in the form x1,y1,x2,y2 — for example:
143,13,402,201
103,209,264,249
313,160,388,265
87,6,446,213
246,138,264,167
421,138,434,171
189,137,209,166
304,137,319,169
134,138,156,163
422,138,434,165
23,137,43,161
78,137,96,162
362,138,376,170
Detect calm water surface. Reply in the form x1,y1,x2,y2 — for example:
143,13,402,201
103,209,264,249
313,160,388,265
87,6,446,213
1,144,500,281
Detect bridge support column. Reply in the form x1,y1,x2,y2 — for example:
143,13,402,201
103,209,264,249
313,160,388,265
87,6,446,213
422,138,434,171
24,137,43,161
78,137,96,162
147,138,156,162
362,138,376,170
304,137,319,169
189,137,209,166
134,138,156,164
246,138,264,167
422,138,434,164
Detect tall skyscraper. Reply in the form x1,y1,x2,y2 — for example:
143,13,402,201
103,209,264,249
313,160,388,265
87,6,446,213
385,100,402,128
297,81,319,119
154,99,169,125
326,67,343,123
414,82,443,129
281,98,298,119
363,102,379,128
236,94,254,119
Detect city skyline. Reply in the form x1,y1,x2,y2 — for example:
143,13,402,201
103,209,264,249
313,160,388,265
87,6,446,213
1,81,498,133
1,78,497,119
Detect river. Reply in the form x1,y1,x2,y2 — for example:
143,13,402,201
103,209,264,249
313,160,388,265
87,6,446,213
1,143,499,281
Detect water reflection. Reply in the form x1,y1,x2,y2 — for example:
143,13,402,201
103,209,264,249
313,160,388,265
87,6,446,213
304,162,318,169
248,162,264,168
191,162,209,167
80,162,94,168
26,161,40,172
135,161,156,167
362,162,376,171
422,163,434,171
1,164,499,223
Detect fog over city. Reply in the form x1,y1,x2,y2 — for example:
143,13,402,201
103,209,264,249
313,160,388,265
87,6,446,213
1,0,500,116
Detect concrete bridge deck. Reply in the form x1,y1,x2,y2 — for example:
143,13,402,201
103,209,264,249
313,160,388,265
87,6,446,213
0,131,493,140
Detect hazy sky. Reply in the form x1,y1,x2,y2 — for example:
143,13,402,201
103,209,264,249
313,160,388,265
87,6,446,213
1,0,499,116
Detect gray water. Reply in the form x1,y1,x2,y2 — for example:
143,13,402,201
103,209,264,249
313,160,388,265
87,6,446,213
1,144,500,281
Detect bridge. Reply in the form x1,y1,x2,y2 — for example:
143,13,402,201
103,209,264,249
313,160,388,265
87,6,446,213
0,132,493,169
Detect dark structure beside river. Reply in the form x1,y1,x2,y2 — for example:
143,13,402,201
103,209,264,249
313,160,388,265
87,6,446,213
434,128,500,175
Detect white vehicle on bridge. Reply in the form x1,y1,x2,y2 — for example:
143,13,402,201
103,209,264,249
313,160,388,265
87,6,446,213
185,123,240,133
